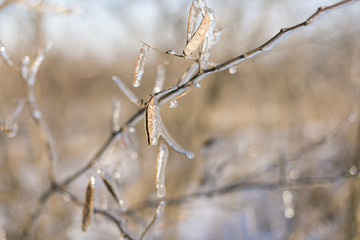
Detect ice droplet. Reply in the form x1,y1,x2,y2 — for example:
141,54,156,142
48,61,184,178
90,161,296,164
284,208,295,219
128,126,136,133
229,66,237,74
32,110,41,119
169,99,178,108
350,165,358,176
5,123,19,138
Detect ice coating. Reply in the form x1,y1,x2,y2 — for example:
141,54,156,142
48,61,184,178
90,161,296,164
133,47,147,87
156,143,169,198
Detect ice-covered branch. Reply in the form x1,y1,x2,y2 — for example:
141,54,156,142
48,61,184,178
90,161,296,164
0,98,25,138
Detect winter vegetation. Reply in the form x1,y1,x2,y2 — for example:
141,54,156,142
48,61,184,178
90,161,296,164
0,0,360,239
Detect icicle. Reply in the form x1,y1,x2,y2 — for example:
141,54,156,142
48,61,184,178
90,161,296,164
145,97,161,146
82,175,95,232
169,100,178,108
160,120,194,159
199,7,216,69
229,66,237,74
99,173,127,210
152,64,166,94
177,62,199,86
183,12,210,56
187,1,200,44
133,46,147,87
112,76,139,105
156,143,169,198
111,98,121,132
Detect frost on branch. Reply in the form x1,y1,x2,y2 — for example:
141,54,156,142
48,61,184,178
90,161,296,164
0,45,15,68
27,42,52,85
0,98,25,138
82,175,95,232
140,200,167,240
156,143,169,198
177,62,199,86
133,45,147,87
112,76,139,106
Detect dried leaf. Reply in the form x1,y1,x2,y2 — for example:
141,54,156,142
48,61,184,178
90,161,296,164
100,174,122,206
133,46,147,87
183,12,210,56
144,88,175,146
156,143,169,198
82,175,95,232
199,7,216,69
145,97,161,146
186,1,200,44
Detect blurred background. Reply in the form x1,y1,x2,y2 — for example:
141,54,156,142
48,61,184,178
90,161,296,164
1,0,360,239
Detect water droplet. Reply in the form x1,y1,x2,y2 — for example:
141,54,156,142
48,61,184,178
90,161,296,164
350,165,358,176
282,191,293,204
284,208,295,219
186,152,195,159
348,111,357,122
289,169,300,180
63,193,71,202
22,56,30,65
169,100,178,108
128,126,135,133
32,110,41,119
229,66,237,74
113,170,121,179
5,123,19,138
194,83,201,88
